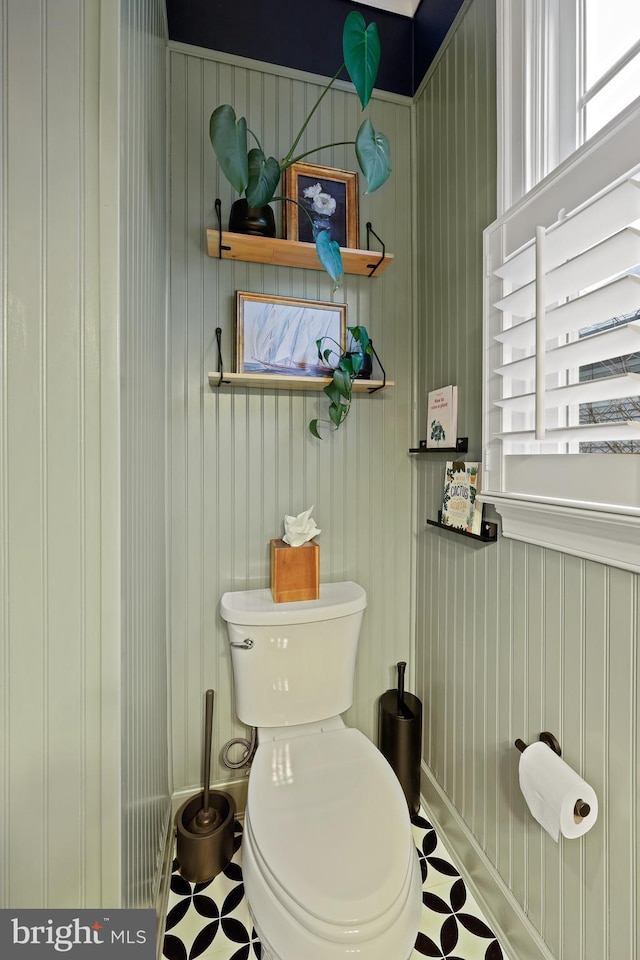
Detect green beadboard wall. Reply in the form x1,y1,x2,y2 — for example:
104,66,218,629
414,2,640,960
0,0,170,909
168,47,416,792
119,0,171,908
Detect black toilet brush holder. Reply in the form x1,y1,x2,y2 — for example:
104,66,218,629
175,689,236,883
378,662,422,817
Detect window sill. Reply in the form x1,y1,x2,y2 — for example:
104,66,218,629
479,493,640,574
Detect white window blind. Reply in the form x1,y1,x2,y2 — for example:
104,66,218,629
482,104,640,571
493,175,640,450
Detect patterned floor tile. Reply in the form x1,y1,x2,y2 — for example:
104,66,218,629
412,812,462,891
411,874,504,959
163,821,260,960
162,810,506,960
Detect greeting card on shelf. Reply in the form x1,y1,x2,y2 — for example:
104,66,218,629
441,461,483,535
426,385,458,448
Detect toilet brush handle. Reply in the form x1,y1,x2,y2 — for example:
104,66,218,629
203,689,214,812
397,661,406,714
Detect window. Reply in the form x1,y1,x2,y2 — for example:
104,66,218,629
580,0,640,142
488,3,640,572
497,0,640,212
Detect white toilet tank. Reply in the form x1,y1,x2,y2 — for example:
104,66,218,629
220,581,366,728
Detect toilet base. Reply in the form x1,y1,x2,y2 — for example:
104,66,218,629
244,906,278,960
242,811,422,960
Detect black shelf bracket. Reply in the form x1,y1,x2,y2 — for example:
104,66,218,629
215,327,230,386
426,510,498,543
410,437,469,454
215,199,232,259
364,340,386,393
365,222,387,277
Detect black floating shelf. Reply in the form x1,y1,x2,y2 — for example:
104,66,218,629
410,437,468,454
426,511,498,543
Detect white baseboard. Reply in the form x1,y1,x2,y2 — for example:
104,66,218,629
420,762,557,960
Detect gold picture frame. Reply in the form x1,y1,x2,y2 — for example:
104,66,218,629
283,161,359,249
235,291,347,377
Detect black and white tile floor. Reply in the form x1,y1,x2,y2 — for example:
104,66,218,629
162,811,507,960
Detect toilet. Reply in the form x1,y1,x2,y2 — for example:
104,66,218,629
220,581,423,960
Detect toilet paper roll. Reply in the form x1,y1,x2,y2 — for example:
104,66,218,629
518,741,598,841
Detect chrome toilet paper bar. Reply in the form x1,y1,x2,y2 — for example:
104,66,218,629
515,733,591,819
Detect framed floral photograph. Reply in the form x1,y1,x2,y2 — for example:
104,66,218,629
283,162,359,249
236,291,347,377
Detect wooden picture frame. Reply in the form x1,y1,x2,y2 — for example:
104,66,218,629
235,291,347,377
283,162,359,249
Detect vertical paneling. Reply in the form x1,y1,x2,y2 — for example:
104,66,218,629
1,0,169,910
119,0,170,908
415,2,640,959
168,50,414,791
0,0,115,907
3,0,47,906
0,1,6,908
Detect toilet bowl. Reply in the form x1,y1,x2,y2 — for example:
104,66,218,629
242,725,423,960
220,582,423,960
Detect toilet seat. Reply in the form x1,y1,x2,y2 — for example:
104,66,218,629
246,727,415,937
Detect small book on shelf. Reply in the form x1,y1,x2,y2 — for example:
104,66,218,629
426,385,458,448
441,461,483,535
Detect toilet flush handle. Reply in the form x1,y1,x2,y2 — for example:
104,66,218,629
230,638,254,650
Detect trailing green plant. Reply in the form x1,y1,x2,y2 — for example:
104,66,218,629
310,326,373,438
209,11,392,288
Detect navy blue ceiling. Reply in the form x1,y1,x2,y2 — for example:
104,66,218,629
165,0,465,98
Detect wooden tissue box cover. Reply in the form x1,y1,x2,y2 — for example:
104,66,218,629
270,538,319,603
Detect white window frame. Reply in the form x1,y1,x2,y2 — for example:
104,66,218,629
482,102,640,574
497,0,640,213
488,2,640,572
497,0,578,215
578,3,640,145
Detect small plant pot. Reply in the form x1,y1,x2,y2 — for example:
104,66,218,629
175,790,236,883
346,350,373,380
228,198,276,237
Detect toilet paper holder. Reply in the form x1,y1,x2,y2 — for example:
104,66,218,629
515,732,591,820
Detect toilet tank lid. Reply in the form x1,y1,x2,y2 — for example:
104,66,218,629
220,580,366,625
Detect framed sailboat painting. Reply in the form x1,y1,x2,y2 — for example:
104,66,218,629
235,292,347,378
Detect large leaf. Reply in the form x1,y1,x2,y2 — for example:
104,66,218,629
332,367,352,400
349,352,364,376
356,119,391,193
315,229,344,288
323,380,342,405
246,149,281,207
209,105,249,195
309,419,323,439
338,355,355,378
343,11,381,109
328,401,347,427
349,325,371,355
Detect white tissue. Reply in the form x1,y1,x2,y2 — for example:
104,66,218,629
518,741,598,841
282,505,321,547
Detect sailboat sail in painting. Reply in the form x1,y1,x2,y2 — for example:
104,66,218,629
237,293,347,376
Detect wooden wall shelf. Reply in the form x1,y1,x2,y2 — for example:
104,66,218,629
206,230,394,277
208,372,393,392
426,511,498,543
